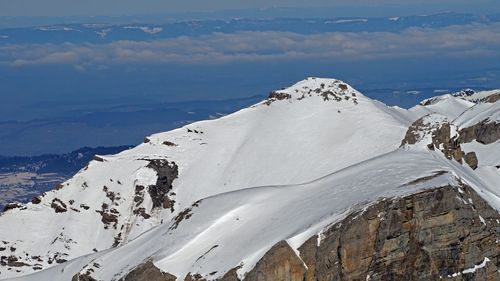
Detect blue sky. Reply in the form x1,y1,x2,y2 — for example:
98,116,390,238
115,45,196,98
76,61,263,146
1,0,499,16
0,2,499,155
4,24,500,66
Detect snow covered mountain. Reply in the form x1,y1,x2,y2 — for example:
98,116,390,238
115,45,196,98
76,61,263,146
0,78,499,281
0,146,130,211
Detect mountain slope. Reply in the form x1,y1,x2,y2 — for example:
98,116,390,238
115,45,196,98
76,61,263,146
0,146,130,210
9,148,500,281
0,78,412,279
0,78,499,281
411,94,475,120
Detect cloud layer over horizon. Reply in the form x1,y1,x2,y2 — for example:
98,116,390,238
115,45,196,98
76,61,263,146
1,23,499,70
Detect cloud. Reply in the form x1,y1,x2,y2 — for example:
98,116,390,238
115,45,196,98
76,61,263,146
1,23,500,67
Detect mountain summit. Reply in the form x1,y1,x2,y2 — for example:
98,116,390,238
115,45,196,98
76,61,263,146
0,78,499,281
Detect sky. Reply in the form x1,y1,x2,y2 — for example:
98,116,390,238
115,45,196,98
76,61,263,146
3,24,500,67
1,1,500,155
1,0,500,17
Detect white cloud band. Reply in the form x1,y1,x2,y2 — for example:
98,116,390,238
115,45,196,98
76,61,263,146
1,23,499,67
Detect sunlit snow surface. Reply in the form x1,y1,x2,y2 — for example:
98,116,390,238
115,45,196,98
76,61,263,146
1,78,499,280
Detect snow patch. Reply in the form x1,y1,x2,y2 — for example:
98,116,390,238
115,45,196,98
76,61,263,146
123,26,163,34
326,19,368,24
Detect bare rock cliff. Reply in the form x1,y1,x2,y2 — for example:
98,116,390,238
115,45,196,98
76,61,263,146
118,183,500,281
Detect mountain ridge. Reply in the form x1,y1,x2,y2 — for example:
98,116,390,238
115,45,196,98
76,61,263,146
0,77,499,280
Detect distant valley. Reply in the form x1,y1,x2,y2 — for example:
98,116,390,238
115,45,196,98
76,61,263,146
0,146,129,210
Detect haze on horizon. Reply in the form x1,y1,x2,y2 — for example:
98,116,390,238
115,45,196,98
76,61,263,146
0,0,499,156
1,0,499,17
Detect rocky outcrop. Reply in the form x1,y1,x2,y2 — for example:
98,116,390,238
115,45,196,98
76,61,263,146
31,196,42,204
401,115,492,169
401,116,467,164
429,122,465,163
211,184,500,281
119,260,176,281
244,241,307,281
400,118,426,145
51,198,67,213
458,120,500,145
484,93,500,103
400,115,449,147
145,159,178,211
293,184,500,280
120,184,500,281
264,91,292,105
72,272,98,281
2,202,22,212
464,152,479,170
96,202,118,229
263,78,359,106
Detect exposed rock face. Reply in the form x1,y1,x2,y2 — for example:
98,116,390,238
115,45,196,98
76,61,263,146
219,268,242,281
145,159,178,211
401,115,498,169
400,119,426,145
269,91,292,101
122,184,500,281
401,116,466,163
430,122,465,163
72,273,98,281
119,260,176,281
296,185,500,281
162,141,177,147
400,115,449,147
31,196,42,204
244,241,307,281
96,202,118,229
484,93,500,103
2,202,22,212
264,91,292,105
263,78,359,106
50,198,67,213
464,152,479,170
458,120,500,145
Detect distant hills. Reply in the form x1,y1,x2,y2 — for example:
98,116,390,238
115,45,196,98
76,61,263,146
0,146,129,210
1,13,499,44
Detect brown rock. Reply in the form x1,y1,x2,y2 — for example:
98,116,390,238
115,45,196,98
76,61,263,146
484,92,500,103
93,155,105,162
163,141,177,146
464,152,479,170
71,272,98,281
119,260,176,281
458,120,500,145
145,159,178,211
297,185,500,281
219,267,241,281
3,203,22,212
265,91,292,105
31,196,42,204
244,240,306,281
50,198,67,213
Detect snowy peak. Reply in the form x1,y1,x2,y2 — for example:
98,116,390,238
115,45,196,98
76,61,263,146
0,77,414,280
420,93,466,106
1,78,500,281
410,89,500,121
401,113,453,148
402,91,500,170
264,77,360,106
452,89,500,104
420,89,500,107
